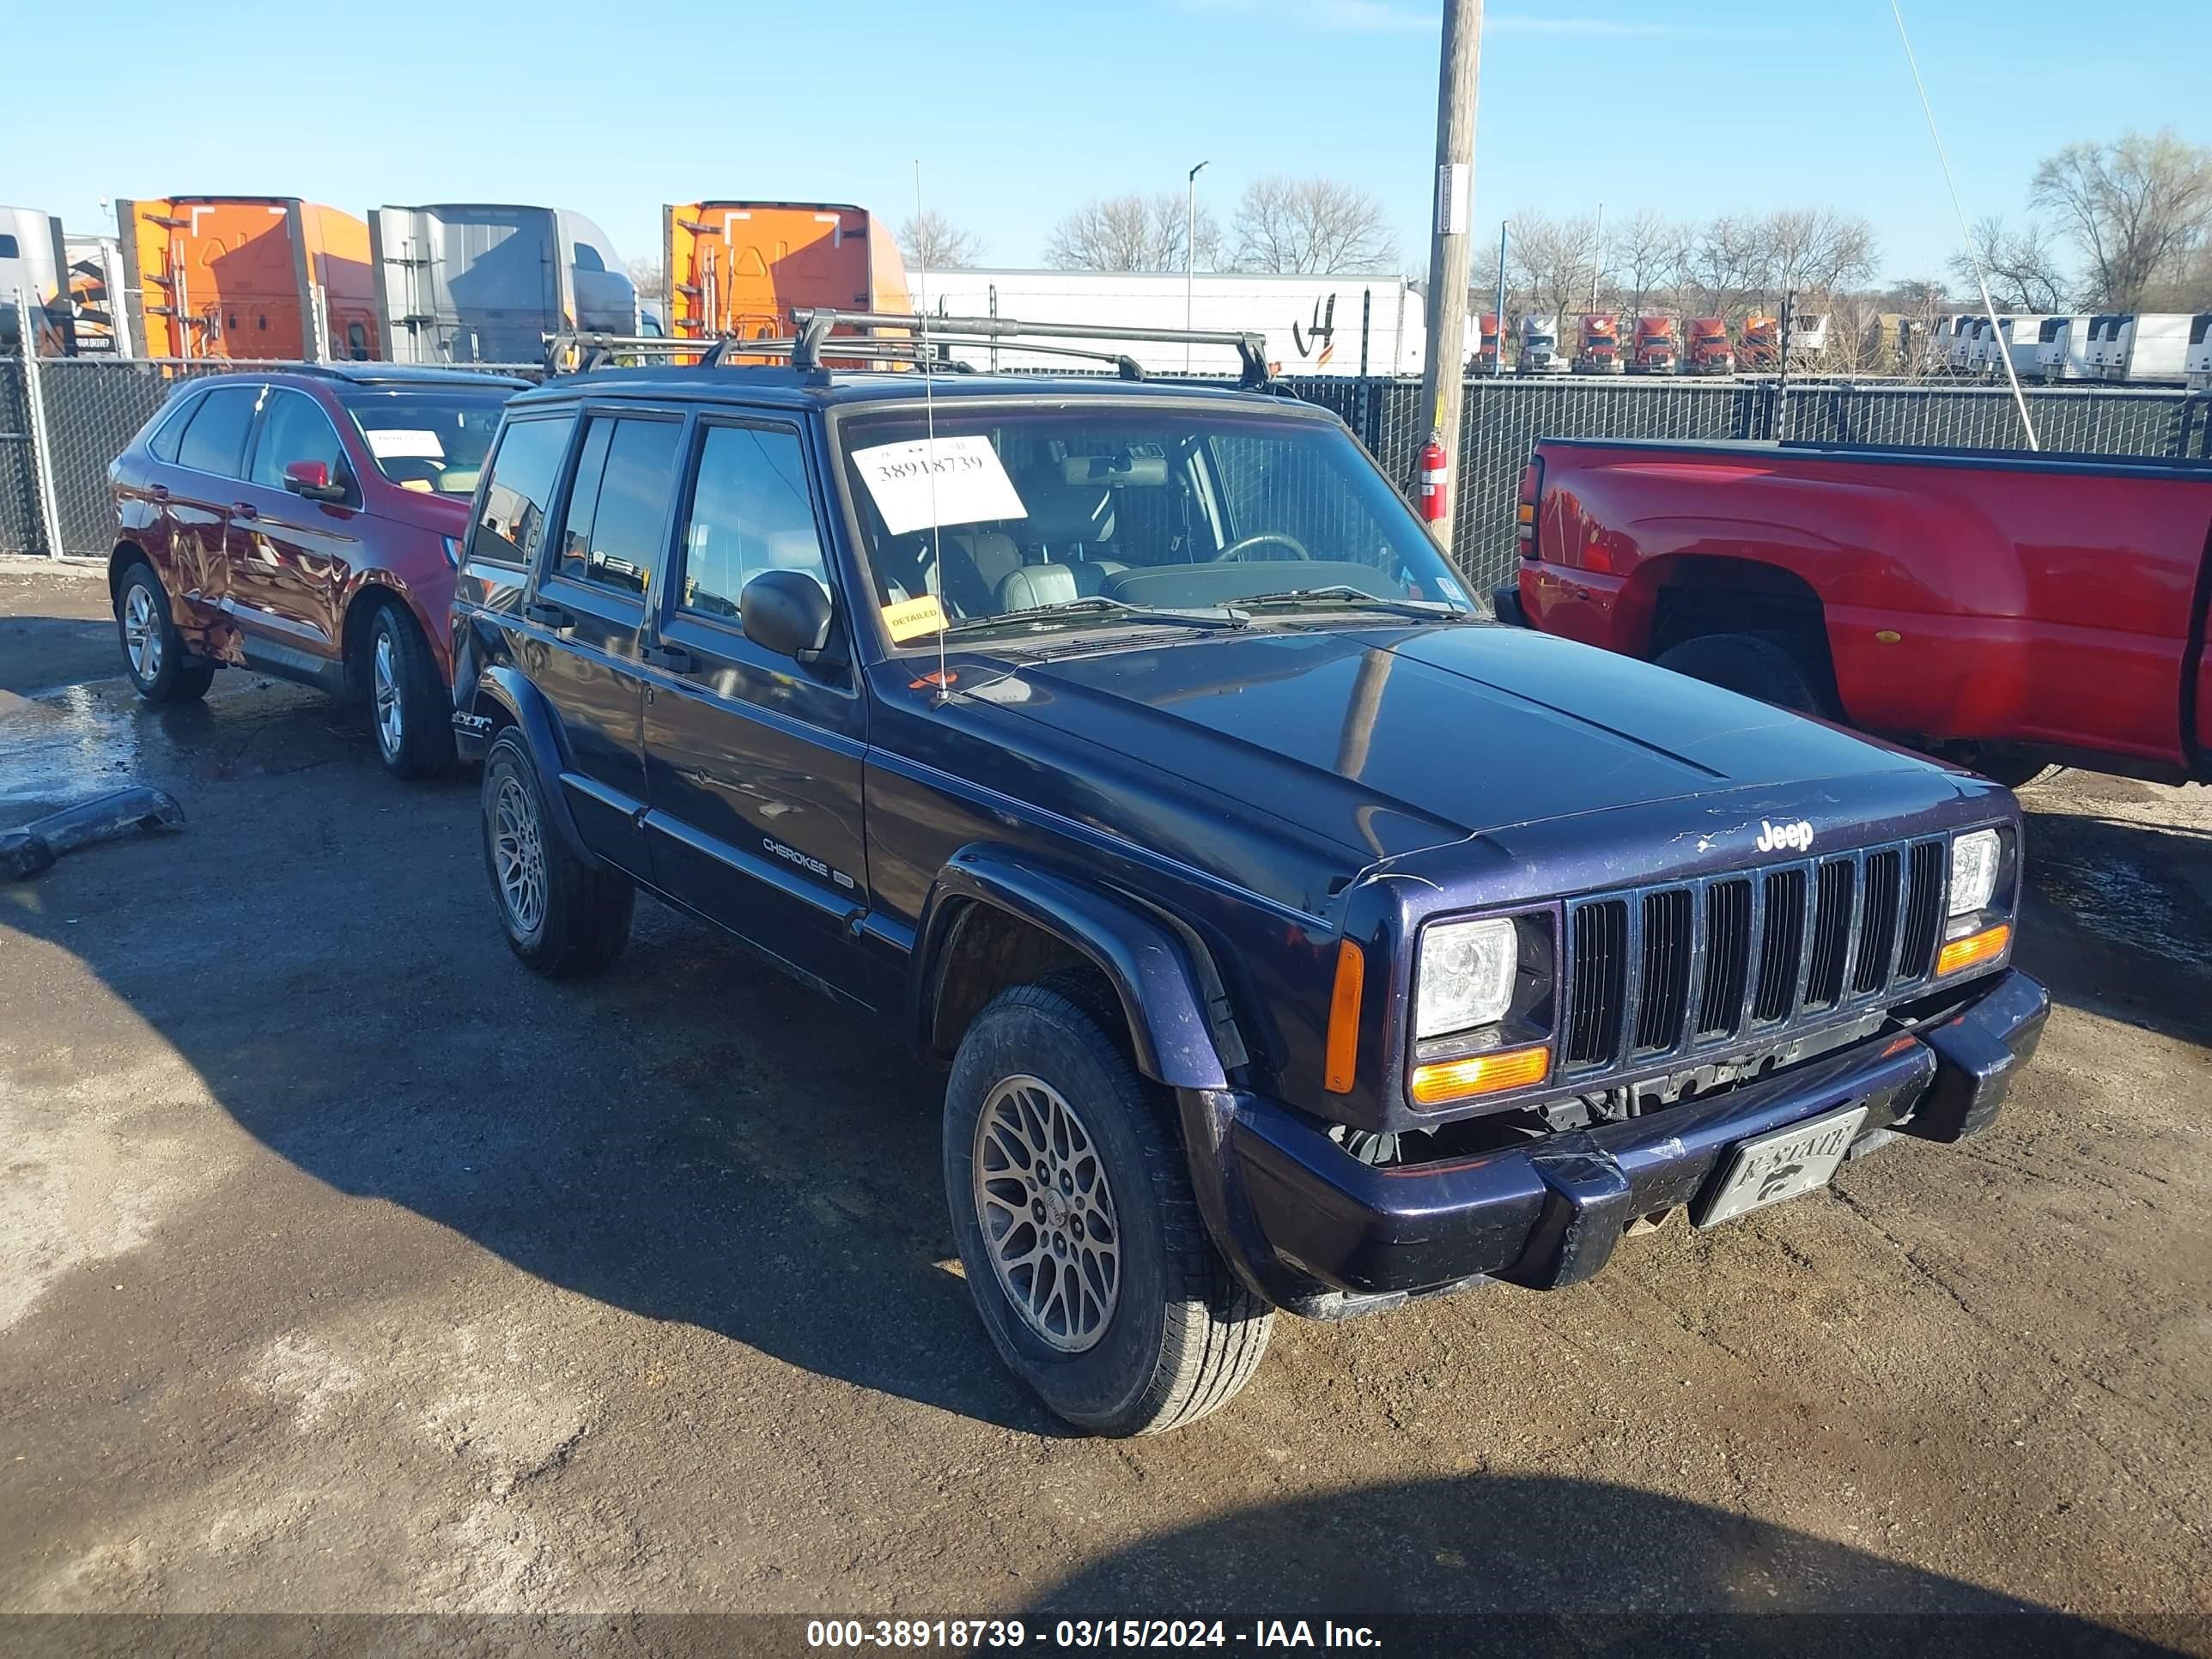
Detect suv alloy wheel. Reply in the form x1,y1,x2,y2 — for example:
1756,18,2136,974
944,975,1273,1435
114,561,216,704
478,730,635,977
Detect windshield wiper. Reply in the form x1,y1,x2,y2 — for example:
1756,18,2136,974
1231,585,1470,621
946,594,1247,637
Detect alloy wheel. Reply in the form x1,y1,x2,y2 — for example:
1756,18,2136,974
491,774,546,937
972,1074,1121,1352
124,585,161,682
373,628,403,757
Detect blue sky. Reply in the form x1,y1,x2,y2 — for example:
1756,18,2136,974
4,0,2204,285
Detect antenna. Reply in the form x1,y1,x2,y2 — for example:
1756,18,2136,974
915,161,951,702
1889,0,2039,452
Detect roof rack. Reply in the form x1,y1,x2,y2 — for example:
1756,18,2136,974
542,313,1273,387
792,310,1272,387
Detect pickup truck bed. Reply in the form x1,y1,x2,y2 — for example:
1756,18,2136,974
1507,437,2212,785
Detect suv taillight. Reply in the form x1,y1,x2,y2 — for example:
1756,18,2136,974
1516,458,1543,557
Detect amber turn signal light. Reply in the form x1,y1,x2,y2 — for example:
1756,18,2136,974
1325,940,1365,1093
1936,921,2010,978
1409,1043,1550,1107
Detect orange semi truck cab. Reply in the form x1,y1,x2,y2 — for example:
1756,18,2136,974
119,197,380,361
1630,315,1679,374
1572,313,1623,374
1684,317,1735,374
1740,314,1781,371
664,202,910,344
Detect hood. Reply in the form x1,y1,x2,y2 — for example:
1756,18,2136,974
383,487,473,535
989,621,1940,863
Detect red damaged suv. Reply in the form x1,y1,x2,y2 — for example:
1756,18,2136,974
106,364,528,777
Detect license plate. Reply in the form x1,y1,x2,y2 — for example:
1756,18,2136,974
1693,1103,1869,1228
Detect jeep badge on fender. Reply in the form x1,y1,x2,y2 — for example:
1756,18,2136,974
447,309,2047,1436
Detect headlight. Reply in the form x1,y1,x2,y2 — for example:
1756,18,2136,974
1415,917,1517,1038
441,535,463,568
1949,829,2001,917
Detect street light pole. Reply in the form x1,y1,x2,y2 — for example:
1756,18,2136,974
1186,159,1209,374
1418,0,1480,556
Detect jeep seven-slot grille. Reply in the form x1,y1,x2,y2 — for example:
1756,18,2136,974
1559,839,1948,1073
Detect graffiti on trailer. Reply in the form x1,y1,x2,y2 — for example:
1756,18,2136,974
1291,293,1337,367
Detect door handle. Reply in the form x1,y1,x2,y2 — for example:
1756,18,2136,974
232,501,258,520
149,484,169,502
524,599,576,634
641,641,696,672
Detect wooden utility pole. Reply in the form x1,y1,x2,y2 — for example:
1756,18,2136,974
1419,0,1480,555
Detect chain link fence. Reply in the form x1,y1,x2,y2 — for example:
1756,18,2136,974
3,346,2208,600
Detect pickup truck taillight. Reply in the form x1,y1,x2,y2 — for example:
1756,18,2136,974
1516,459,1543,556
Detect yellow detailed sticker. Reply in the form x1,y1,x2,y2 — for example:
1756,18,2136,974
882,593,949,642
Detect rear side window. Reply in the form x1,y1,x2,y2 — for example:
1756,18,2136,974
557,416,682,599
248,389,346,491
469,415,574,567
147,392,201,463
678,424,826,623
174,385,260,477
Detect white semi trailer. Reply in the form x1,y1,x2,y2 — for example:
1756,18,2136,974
903,268,1420,378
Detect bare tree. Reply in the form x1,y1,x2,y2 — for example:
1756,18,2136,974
1948,216,2070,312
1044,194,1220,272
1609,210,1685,318
624,256,665,316
1762,208,1878,298
1678,214,1770,318
1507,210,1606,322
898,210,984,270
2031,128,2212,309
1231,177,1398,275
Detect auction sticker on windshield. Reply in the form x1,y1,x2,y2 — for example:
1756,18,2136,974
852,435,1026,535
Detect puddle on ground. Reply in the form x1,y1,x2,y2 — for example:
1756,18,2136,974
2028,815,2212,971
0,674,360,823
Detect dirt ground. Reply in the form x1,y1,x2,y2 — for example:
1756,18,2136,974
0,557,2206,1646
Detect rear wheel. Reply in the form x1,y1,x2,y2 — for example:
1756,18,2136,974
481,729,633,977
944,974,1273,1436
1654,630,1835,718
114,561,215,704
365,601,456,780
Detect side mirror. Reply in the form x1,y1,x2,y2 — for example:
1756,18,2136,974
283,459,347,503
739,568,836,663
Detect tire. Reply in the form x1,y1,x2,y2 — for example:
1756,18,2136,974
114,560,215,704
365,601,457,780
1959,750,2063,791
480,729,634,978
944,973,1273,1436
1654,630,1835,718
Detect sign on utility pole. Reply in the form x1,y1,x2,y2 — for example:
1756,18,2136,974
1419,0,1480,556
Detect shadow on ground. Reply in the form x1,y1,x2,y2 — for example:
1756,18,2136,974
1017,1474,2200,1654
0,612,117,697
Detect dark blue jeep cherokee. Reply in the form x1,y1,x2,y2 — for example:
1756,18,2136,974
450,315,2047,1436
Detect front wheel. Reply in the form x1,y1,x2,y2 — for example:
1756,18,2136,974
944,974,1273,1436
481,730,634,978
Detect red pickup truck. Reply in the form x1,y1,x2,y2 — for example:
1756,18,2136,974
1500,438,2212,787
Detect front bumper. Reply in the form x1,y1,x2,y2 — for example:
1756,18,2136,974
1182,969,2048,1317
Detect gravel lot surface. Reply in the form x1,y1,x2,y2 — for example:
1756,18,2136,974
1,557,2205,1650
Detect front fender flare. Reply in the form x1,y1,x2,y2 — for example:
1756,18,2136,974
469,663,598,869
912,848,1233,1091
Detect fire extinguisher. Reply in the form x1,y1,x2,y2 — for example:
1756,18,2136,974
1419,433,1449,524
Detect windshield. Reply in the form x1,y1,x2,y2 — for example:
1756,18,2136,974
342,388,513,495
836,403,1474,642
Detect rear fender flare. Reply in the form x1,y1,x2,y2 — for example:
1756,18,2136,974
912,848,1235,1091
469,663,598,868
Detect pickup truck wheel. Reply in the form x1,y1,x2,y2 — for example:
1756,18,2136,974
945,975,1273,1436
115,562,215,704
366,603,457,780
1654,631,1835,718
481,730,634,978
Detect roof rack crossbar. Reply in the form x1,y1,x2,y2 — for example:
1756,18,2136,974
794,309,1268,386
